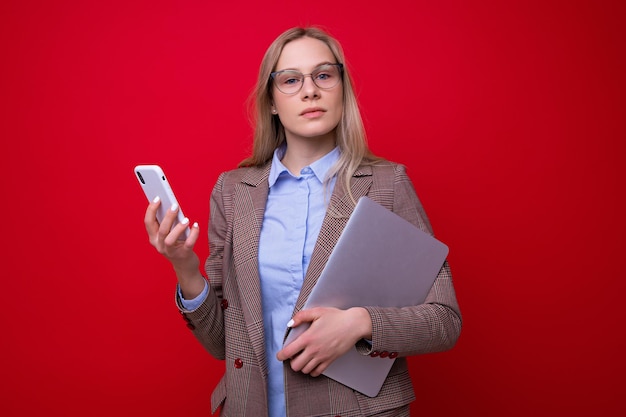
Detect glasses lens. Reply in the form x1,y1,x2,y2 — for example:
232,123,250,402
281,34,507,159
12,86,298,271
272,64,342,94
274,71,303,94
312,64,341,90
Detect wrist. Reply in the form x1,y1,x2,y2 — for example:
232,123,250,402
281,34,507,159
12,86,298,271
350,307,373,340
176,271,206,300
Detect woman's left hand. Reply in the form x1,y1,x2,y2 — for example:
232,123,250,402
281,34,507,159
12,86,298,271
276,307,372,377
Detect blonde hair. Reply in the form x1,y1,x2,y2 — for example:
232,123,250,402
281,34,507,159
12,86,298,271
239,26,380,193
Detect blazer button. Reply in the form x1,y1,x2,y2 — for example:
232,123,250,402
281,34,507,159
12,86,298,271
389,352,398,359
234,358,243,369
379,351,389,358
220,299,229,310
370,351,380,358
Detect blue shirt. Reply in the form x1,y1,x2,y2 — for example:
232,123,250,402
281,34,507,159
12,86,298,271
180,146,339,417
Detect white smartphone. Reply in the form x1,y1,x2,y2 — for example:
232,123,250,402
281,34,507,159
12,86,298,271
134,164,190,239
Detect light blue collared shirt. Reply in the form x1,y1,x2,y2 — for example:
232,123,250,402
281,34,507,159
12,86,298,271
181,146,339,417
260,146,338,417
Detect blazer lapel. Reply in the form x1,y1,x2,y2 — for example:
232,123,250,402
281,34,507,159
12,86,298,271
293,165,374,313
231,164,271,376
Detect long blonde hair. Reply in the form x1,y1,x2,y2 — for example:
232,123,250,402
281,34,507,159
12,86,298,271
239,27,380,193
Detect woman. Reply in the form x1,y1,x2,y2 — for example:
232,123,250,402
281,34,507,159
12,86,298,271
145,26,462,417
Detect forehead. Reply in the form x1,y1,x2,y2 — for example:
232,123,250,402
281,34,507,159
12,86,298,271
276,37,336,71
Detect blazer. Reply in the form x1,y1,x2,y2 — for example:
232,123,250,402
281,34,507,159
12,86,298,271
177,160,462,417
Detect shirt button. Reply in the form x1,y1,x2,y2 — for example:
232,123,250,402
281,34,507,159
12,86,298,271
234,358,243,369
220,299,229,310
389,352,399,359
379,351,389,358
370,351,380,358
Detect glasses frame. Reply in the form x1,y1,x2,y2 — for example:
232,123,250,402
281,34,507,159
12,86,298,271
270,63,344,95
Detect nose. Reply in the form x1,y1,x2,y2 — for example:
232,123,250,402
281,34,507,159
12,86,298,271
300,74,320,99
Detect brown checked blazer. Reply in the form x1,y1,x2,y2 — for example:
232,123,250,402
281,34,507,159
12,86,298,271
177,160,462,417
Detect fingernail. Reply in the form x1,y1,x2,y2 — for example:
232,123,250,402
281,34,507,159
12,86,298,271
170,203,179,211
152,196,160,203
287,319,294,328
181,217,189,225
193,222,199,228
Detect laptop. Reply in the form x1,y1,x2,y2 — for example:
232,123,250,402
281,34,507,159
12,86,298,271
283,196,449,397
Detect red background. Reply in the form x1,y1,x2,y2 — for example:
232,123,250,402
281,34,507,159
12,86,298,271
1,1,624,416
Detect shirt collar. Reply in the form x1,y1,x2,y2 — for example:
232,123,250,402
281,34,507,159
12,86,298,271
268,145,340,188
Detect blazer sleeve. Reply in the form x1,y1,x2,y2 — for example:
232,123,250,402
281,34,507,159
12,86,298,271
361,164,462,357
174,172,228,360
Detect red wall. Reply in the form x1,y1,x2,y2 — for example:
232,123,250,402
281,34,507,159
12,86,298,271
2,1,624,416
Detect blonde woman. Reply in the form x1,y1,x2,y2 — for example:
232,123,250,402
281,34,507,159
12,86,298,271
145,26,462,417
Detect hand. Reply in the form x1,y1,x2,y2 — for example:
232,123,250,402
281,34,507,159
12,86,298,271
144,197,204,297
276,307,372,377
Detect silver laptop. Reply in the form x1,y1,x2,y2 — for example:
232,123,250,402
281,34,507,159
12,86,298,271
283,196,449,397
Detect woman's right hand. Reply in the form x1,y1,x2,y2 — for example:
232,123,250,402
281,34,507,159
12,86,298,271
144,197,205,299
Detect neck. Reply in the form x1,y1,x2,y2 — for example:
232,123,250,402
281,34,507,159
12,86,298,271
281,133,336,175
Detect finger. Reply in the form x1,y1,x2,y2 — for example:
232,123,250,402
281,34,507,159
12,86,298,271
290,348,329,376
310,363,327,377
276,340,302,362
144,196,162,239
158,203,180,240
183,221,201,249
287,349,309,373
289,308,320,328
163,216,190,246
299,357,321,375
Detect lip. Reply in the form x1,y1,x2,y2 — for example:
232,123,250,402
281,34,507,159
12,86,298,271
300,107,326,118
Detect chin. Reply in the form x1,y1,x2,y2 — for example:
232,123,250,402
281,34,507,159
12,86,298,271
302,124,338,139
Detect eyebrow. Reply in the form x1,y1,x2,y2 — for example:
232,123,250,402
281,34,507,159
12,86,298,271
274,61,336,73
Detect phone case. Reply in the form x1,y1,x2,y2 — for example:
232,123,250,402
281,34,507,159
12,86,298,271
134,165,190,239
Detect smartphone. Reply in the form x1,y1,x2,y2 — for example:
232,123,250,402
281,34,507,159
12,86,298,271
134,164,190,239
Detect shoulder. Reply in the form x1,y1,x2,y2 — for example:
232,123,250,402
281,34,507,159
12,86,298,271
214,163,271,191
362,159,433,231
358,158,411,184
209,163,271,220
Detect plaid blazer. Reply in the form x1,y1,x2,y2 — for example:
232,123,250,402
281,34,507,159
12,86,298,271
177,160,462,417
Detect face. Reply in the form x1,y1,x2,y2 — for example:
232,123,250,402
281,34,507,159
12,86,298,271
271,37,344,146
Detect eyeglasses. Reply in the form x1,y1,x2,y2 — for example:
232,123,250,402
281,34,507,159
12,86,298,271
270,63,343,95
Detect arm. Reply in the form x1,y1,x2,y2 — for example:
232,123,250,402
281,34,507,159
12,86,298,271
278,164,461,374
277,306,372,376
173,173,230,360
143,186,227,358
363,164,462,356
144,196,205,298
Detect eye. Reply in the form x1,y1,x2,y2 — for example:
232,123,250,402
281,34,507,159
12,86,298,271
313,65,337,82
277,71,303,85
315,72,331,81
